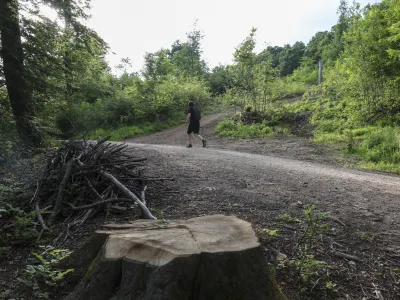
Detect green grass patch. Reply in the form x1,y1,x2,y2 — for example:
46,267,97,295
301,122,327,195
215,119,274,138
234,94,400,174
86,119,183,141
314,124,400,173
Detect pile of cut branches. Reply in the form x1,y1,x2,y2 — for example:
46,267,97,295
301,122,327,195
33,139,167,231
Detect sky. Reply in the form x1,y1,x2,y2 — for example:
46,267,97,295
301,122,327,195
84,0,381,73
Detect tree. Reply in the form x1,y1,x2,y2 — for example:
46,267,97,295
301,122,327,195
0,0,41,147
340,0,400,122
206,65,234,96
0,0,110,145
169,28,207,77
278,42,306,77
259,46,283,69
304,31,334,63
233,27,257,95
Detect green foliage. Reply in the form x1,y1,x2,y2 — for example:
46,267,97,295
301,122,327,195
57,75,211,137
289,62,319,85
151,209,165,219
277,213,300,224
0,88,17,161
206,65,234,95
215,119,273,138
263,229,280,237
278,254,332,289
87,119,183,141
277,206,334,296
269,77,309,100
18,246,74,299
168,27,208,77
302,205,330,249
278,42,306,77
0,197,43,246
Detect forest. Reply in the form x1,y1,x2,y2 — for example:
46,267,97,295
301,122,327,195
213,0,400,173
2,0,400,299
3,1,400,172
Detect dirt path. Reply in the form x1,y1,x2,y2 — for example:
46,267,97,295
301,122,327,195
127,111,345,165
126,112,228,146
126,113,400,299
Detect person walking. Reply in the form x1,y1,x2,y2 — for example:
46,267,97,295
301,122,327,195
186,101,206,148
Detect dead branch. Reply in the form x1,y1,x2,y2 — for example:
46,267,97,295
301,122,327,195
85,176,102,200
33,138,168,229
100,171,156,219
50,159,74,223
35,202,49,230
331,251,362,262
328,216,346,227
66,198,135,210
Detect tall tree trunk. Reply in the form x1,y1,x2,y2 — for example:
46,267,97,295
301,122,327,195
63,0,73,101
0,0,41,147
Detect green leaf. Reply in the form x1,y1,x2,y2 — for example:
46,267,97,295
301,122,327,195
262,229,279,237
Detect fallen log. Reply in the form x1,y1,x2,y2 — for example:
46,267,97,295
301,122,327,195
63,215,286,300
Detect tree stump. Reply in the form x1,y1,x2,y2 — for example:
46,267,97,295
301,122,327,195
63,215,286,300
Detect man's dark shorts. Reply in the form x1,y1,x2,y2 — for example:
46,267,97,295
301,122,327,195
187,121,200,134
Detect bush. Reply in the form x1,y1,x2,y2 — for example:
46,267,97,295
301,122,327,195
56,76,211,138
290,65,319,85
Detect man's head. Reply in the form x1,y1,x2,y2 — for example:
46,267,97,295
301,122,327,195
188,101,195,107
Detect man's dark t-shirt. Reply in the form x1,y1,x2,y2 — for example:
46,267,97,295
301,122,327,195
188,106,201,122
187,106,201,134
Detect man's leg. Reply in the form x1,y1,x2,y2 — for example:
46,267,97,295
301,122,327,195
187,133,193,147
194,134,207,147
194,134,204,141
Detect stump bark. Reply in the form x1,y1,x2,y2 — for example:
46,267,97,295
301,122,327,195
63,215,286,300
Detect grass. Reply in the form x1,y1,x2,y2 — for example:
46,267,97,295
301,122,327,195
86,119,183,141
313,123,400,173
215,119,274,138
266,90,400,174
218,91,400,174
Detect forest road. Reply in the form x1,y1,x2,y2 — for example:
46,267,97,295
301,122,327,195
125,111,400,245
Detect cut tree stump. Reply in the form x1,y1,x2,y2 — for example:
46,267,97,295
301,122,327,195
63,215,286,300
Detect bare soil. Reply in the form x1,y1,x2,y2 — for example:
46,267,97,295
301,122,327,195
2,111,400,299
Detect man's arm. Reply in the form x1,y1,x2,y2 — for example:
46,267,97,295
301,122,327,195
186,112,191,123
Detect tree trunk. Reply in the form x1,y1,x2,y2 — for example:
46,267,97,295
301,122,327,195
0,0,41,147
63,0,73,101
63,215,286,300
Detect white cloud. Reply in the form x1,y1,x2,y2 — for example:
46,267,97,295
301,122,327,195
86,0,380,72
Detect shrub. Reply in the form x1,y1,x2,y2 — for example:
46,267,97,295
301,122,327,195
56,76,211,138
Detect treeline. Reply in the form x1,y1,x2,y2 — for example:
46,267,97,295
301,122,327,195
212,0,369,112
217,0,400,172
0,1,219,154
222,0,400,125
0,0,322,154
0,0,338,154
3,0,399,160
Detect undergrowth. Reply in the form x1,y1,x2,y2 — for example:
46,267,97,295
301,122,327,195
17,246,74,299
217,86,400,174
84,119,183,141
271,205,337,298
215,119,275,138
